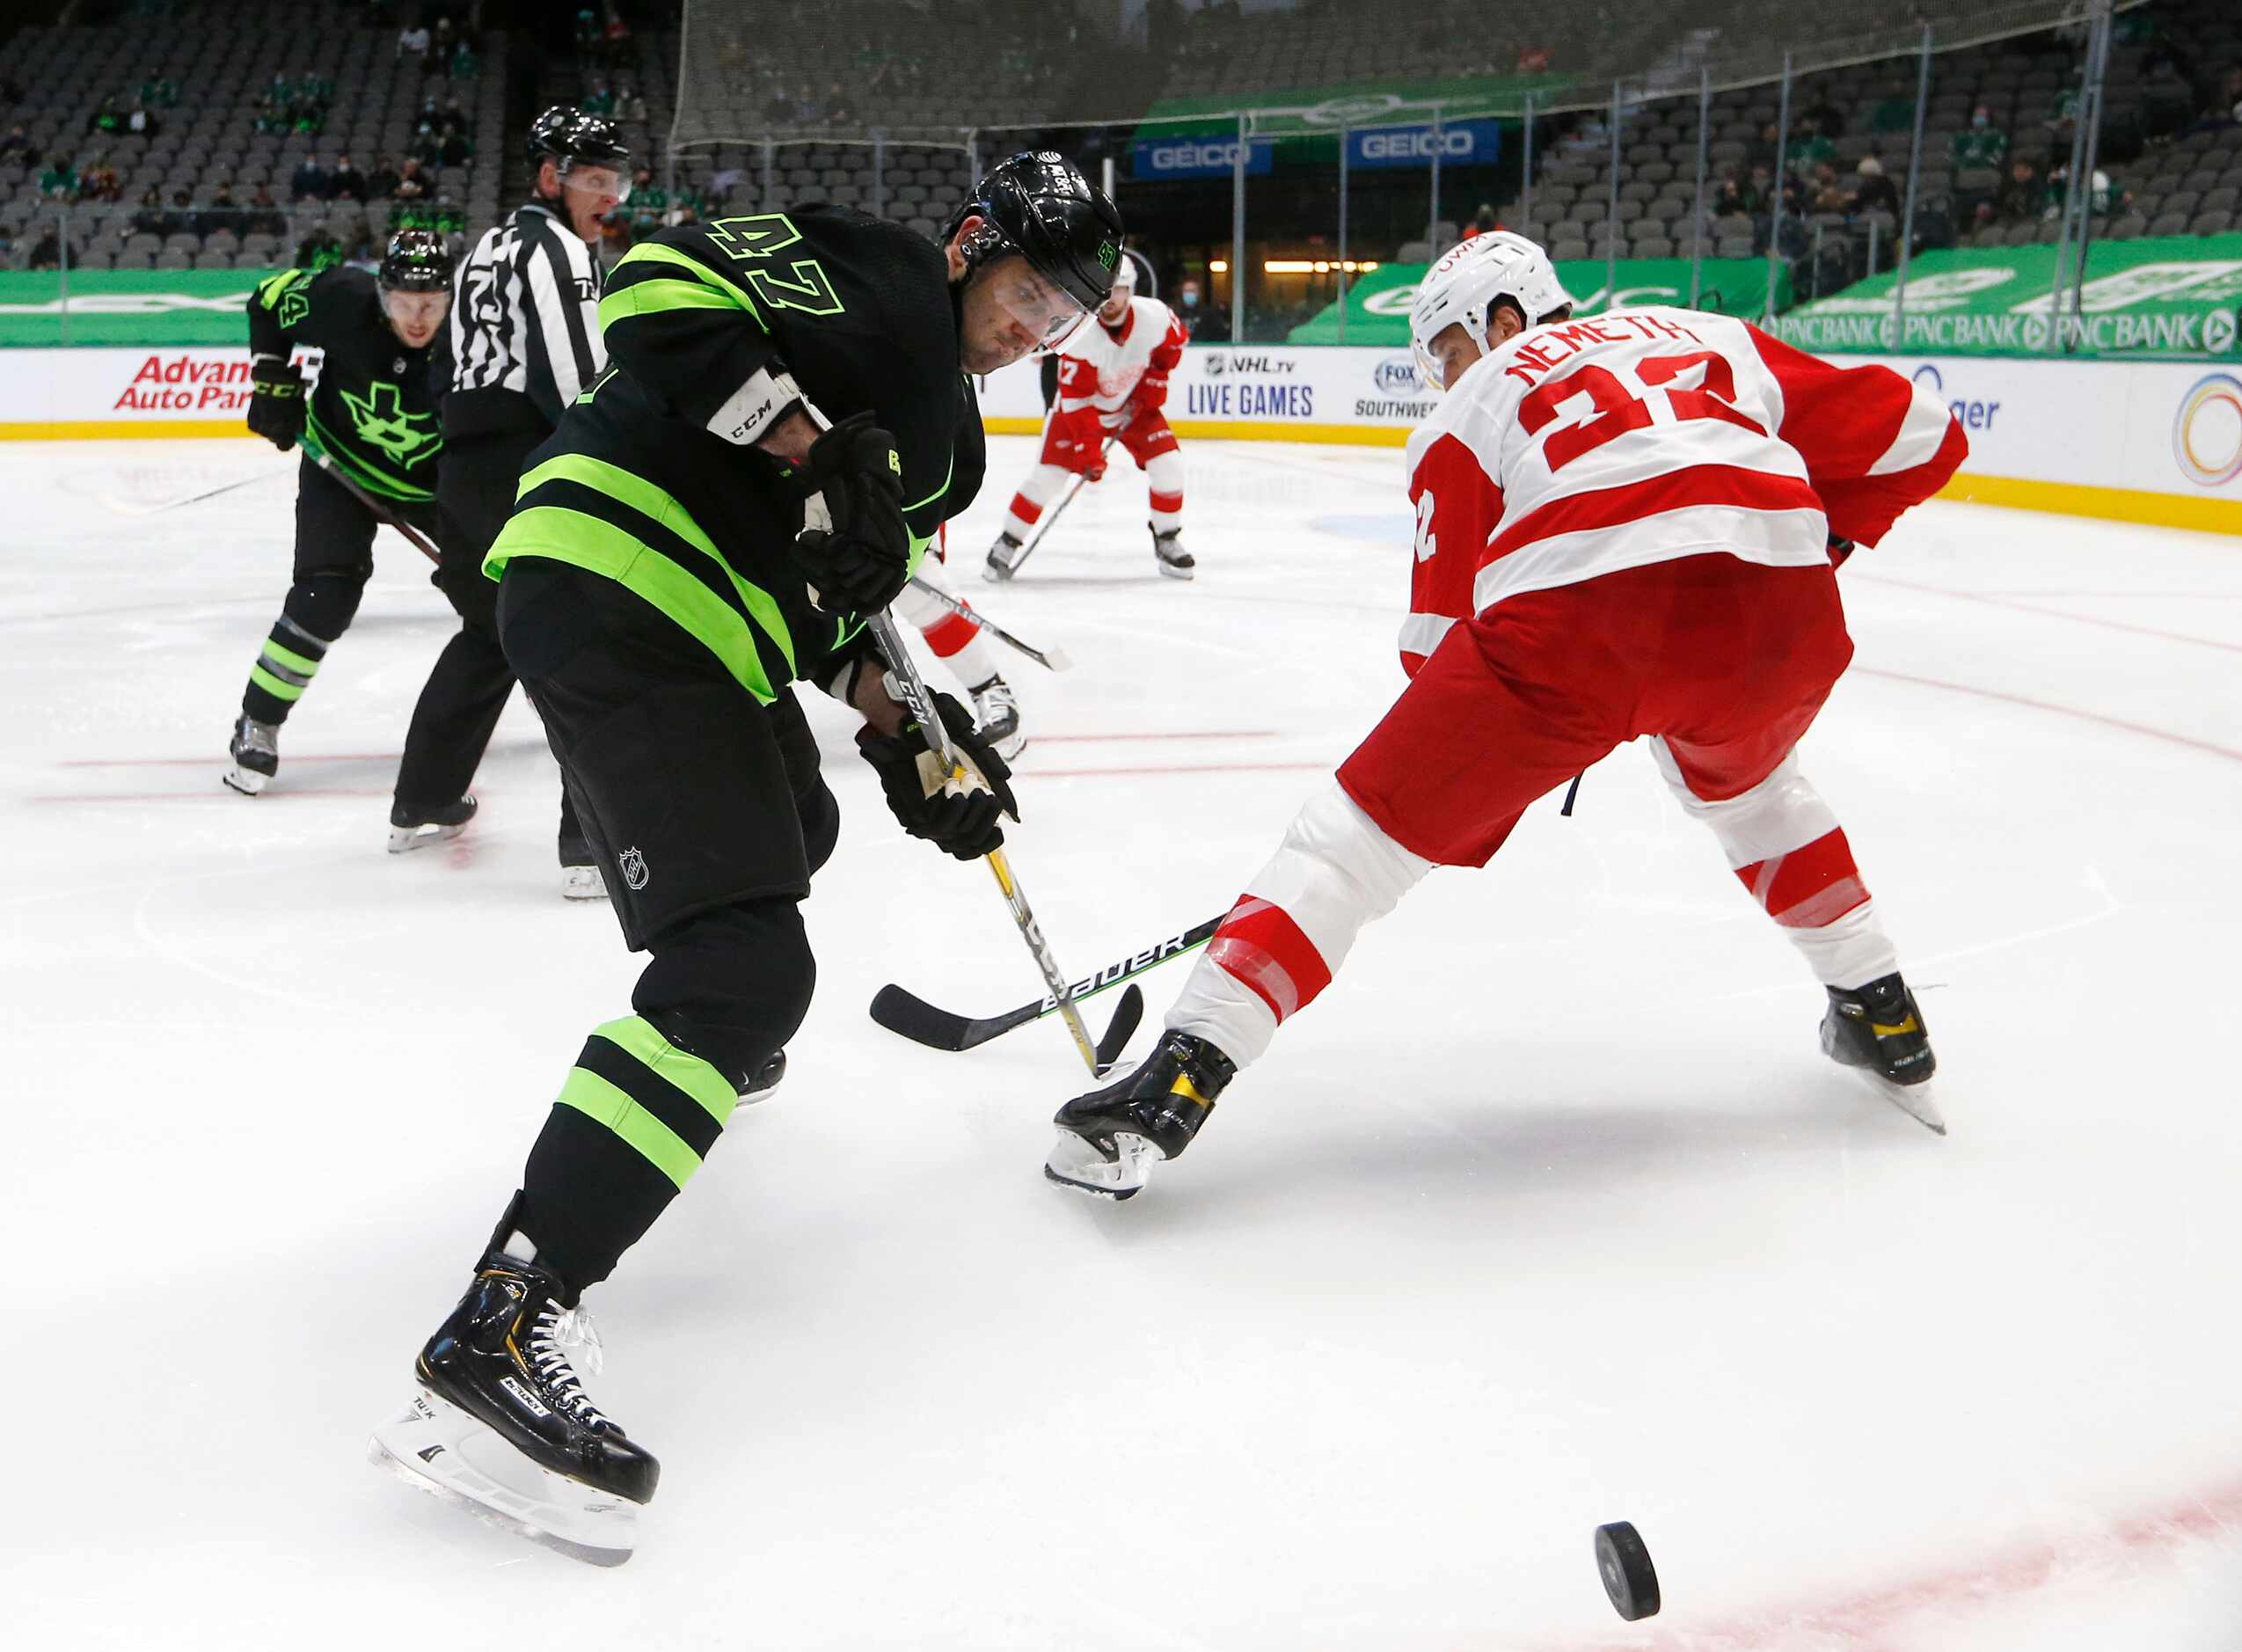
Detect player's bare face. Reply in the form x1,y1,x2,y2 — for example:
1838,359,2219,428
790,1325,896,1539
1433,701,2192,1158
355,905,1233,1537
383,289,450,349
1424,323,1480,393
958,253,1084,374
1098,289,1131,325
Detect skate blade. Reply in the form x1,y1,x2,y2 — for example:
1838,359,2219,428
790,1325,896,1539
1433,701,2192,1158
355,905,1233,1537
369,1389,639,1567
387,821,469,854
560,866,609,902
982,562,1015,583
1043,1129,1161,1201
1156,559,1195,581
992,731,1026,762
1851,1069,1947,1135
223,765,268,796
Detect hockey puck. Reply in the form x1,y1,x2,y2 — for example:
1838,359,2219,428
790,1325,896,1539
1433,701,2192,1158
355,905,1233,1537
1594,1521,1660,1621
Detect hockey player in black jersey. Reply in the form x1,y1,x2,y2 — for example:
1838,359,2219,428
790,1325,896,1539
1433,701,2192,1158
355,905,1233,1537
370,152,1125,1562
394,106,626,882
224,230,451,798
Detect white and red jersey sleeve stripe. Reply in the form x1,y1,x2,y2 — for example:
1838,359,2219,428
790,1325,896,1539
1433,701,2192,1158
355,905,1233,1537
1742,322,1968,546
1399,421,1504,676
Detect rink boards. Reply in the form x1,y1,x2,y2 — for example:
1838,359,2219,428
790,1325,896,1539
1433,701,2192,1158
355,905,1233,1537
2,341,2236,534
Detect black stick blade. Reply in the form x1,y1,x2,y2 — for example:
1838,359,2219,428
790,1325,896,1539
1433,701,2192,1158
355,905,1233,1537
1092,985,1144,1075
869,984,979,1051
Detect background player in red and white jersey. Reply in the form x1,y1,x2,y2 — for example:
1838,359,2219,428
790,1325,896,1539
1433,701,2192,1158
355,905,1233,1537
893,523,1025,757
1044,231,1968,1201
985,254,1194,581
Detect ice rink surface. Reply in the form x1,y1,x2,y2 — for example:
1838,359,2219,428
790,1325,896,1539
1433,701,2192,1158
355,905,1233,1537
4,434,2240,1650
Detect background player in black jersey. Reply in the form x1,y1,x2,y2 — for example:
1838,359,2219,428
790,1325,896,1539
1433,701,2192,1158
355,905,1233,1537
394,107,627,887
224,230,452,800
369,152,1124,1564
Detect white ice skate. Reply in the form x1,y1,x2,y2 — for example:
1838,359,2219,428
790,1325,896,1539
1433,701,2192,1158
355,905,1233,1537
223,714,278,796
369,1387,640,1567
983,530,1027,582
968,674,1026,760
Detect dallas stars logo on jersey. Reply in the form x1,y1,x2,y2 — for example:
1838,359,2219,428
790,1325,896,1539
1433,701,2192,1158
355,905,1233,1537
340,381,440,466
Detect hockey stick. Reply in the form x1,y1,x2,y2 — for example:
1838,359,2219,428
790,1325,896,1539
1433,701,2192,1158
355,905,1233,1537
309,448,443,566
1000,435,1118,578
105,464,290,518
865,610,1127,1075
872,912,1219,1055
905,575,1071,672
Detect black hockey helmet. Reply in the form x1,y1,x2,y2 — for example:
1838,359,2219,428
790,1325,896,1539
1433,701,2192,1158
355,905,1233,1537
378,227,454,293
526,105,632,176
946,150,1124,314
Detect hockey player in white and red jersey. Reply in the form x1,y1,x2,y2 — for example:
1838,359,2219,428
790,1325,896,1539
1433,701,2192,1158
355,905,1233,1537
1044,231,1968,1200
893,524,1026,756
985,253,1194,581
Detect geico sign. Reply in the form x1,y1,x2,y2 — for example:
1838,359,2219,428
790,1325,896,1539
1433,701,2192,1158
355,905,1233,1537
1360,129,1477,162
1149,141,1250,172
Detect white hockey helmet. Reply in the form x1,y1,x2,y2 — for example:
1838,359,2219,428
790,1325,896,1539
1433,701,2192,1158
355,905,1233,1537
1409,231,1574,391
1109,250,1138,292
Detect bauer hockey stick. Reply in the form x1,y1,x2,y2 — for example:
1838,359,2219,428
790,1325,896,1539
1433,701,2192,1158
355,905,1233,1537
309,449,442,566
865,611,1132,1075
904,576,1071,672
872,912,1220,1055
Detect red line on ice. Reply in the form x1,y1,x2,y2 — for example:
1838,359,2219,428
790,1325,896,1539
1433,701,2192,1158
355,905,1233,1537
1856,667,2242,764
1853,573,2242,655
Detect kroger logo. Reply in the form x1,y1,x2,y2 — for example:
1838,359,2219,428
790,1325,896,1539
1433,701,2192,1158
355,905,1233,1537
1373,355,1421,393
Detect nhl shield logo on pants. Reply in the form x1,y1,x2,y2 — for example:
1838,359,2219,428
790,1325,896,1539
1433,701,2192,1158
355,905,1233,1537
618,847,649,891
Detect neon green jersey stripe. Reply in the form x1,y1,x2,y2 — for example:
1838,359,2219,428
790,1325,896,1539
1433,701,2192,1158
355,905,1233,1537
592,1015,738,1128
609,241,764,328
514,453,796,676
486,506,778,702
248,664,305,702
556,1067,704,1191
259,639,321,676
255,268,303,307
598,276,746,333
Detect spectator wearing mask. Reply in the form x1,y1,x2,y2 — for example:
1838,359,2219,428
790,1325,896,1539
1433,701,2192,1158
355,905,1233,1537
291,155,330,201
1951,105,2007,171
331,154,368,202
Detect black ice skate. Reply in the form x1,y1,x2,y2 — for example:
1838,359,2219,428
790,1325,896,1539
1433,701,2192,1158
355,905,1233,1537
1150,522,1194,581
223,713,279,795
967,673,1026,760
370,1239,656,1566
741,1048,786,1106
983,530,1027,581
1821,971,1945,1135
1045,1028,1237,1200
387,794,477,853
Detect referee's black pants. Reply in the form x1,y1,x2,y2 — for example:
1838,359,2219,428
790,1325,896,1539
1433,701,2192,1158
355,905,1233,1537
394,427,581,850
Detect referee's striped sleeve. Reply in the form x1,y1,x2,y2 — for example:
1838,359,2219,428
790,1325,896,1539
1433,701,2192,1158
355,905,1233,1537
522,218,602,419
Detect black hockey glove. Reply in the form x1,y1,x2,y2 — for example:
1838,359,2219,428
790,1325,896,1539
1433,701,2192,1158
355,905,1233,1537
789,411,911,614
857,691,1019,861
246,355,306,452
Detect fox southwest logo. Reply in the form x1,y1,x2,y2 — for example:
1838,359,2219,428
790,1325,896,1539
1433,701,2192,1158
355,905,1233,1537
340,381,439,465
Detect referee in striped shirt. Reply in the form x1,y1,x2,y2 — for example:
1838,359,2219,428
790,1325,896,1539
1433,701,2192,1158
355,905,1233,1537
391,107,629,893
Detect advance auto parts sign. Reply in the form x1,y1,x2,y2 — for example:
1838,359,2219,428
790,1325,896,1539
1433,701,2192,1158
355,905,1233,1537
1773,237,2242,358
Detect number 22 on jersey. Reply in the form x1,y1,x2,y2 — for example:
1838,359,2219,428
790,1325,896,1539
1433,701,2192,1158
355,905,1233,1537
1517,350,1767,473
